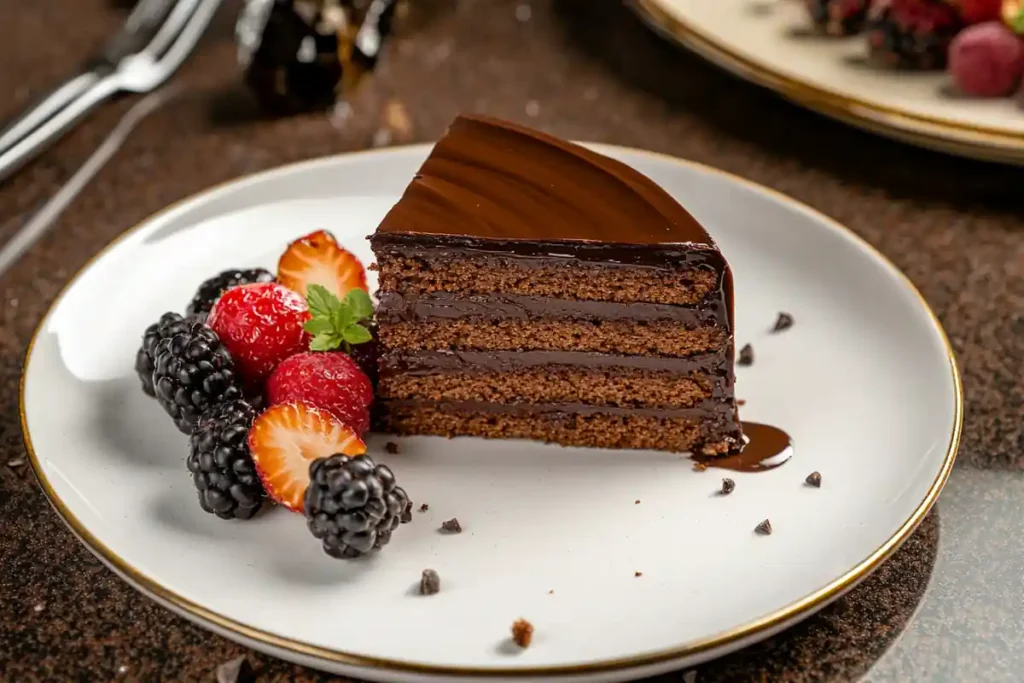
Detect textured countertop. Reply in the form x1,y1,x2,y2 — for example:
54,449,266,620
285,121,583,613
0,1,1021,681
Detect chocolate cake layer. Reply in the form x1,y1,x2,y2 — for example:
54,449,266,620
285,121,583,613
374,252,721,308
378,367,714,409
375,291,724,327
378,319,725,356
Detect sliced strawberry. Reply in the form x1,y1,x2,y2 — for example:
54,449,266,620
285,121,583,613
248,402,366,512
277,230,368,300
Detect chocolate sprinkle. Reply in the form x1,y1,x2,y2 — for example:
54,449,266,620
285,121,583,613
721,478,735,495
772,312,794,332
419,503,429,512
511,618,534,648
385,441,400,455
419,569,441,595
738,343,754,366
440,517,462,533
755,519,773,535
216,656,255,683
806,471,822,488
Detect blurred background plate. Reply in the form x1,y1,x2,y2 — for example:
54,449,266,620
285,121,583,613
631,0,1024,165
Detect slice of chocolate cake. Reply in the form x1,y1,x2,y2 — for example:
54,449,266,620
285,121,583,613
369,115,742,455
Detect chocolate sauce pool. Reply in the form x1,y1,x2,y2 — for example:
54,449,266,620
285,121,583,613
692,422,793,472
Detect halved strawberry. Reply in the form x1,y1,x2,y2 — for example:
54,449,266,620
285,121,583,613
248,402,366,512
277,230,368,300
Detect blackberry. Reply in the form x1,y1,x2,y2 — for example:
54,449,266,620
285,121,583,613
805,0,869,36
186,268,274,319
865,0,962,70
152,319,243,434
304,454,410,559
134,312,192,397
188,400,264,519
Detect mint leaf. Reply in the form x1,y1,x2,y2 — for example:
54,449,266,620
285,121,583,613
341,323,373,345
303,317,335,335
310,332,343,352
306,284,336,319
344,289,374,321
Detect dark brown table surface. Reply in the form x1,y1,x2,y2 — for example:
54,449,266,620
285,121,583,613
0,1,1021,681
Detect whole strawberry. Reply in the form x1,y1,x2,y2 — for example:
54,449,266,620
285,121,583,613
207,282,311,388
267,352,374,434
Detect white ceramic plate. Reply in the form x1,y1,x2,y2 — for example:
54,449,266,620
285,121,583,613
22,145,961,682
633,0,1024,165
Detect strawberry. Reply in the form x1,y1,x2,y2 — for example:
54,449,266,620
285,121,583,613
248,402,366,512
267,352,374,434
207,282,311,388
277,230,368,300
954,0,1002,24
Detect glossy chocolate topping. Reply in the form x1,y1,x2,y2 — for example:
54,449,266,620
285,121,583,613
375,115,714,247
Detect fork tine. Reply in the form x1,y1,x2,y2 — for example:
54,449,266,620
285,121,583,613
147,0,222,82
138,0,203,62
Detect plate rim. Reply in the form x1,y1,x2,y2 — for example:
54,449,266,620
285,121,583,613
20,144,964,677
630,0,1024,165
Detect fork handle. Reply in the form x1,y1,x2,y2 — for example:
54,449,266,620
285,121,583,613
0,72,102,155
0,75,119,186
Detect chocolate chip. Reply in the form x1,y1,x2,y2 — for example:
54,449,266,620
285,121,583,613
634,571,643,577
440,517,462,533
419,569,441,595
720,478,735,495
511,618,534,648
772,312,794,332
401,502,413,523
755,519,772,535
385,441,400,455
805,471,822,488
738,344,754,366
419,503,429,512
216,655,255,683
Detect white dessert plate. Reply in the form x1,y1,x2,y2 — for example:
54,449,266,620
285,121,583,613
22,145,961,682
632,0,1024,165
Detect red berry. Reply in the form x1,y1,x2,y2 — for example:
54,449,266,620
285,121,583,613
248,402,366,512
955,0,1002,24
277,230,368,300
948,22,1024,96
207,282,311,388
266,352,373,434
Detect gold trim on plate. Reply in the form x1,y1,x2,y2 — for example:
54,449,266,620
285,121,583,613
20,146,963,677
631,0,1024,165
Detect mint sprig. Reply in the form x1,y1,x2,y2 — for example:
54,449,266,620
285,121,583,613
304,284,374,352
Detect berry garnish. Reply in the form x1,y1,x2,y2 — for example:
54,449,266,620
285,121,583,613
207,282,311,388
266,351,374,434
186,268,275,319
188,400,265,519
303,284,374,353
151,319,243,434
248,402,366,512
135,312,193,397
304,453,410,559
955,0,1003,24
277,230,368,300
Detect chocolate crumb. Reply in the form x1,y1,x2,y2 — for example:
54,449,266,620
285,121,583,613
419,569,441,595
419,503,429,512
401,502,413,524
6,457,25,468
634,499,641,504
738,344,754,366
385,441,400,455
720,478,735,495
805,471,822,488
772,312,794,332
440,517,462,533
736,399,746,406
755,519,773,535
548,589,554,594
511,618,534,648
634,571,643,577
692,462,708,472
216,655,255,683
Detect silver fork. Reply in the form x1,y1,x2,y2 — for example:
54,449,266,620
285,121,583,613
0,0,221,184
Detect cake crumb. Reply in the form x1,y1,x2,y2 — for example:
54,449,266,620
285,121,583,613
420,569,441,595
772,312,794,332
548,589,554,594
385,441,400,455
692,462,708,472
805,471,822,488
720,478,735,495
634,571,643,577
511,618,534,648
440,517,462,533
737,399,746,406
738,344,754,366
419,503,429,512
755,519,773,535
634,499,641,504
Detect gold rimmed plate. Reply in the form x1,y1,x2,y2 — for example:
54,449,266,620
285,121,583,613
632,0,1024,165
22,145,961,681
